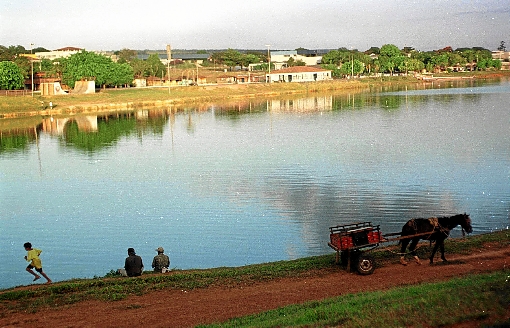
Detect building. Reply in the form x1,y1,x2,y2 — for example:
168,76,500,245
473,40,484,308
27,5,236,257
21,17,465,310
492,51,510,70
266,66,332,83
138,53,210,65
35,47,82,60
270,50,322,68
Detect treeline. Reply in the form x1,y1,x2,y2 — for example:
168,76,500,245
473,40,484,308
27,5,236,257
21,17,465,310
0,42,507,90
321,44,504,77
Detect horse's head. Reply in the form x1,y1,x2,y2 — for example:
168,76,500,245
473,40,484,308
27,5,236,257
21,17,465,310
459,213,473,234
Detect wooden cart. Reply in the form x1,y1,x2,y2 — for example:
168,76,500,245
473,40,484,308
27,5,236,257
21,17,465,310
328,222,384,275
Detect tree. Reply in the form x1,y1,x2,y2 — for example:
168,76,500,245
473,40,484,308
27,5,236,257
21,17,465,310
145,54,165,77
34,58,55,75
380,44,402,58
0,45,27,61
130,58,148,78
0,61,25,90
60,50,133,88
364,47,380,55
321,64,341,78
398,58,425,73
239,53,259,68
497,41,506,51
116,48,138,64
378,44,404,74
339,59,364,77
13,56,31,78
220,49,243,70
430,53,449,72
32,47,49,53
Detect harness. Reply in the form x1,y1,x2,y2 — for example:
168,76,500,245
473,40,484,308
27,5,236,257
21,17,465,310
406,217,450,246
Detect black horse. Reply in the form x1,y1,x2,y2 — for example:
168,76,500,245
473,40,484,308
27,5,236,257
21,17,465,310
399,213,472,265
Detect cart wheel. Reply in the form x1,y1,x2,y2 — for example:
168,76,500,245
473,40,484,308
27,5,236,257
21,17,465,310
357,254,375,275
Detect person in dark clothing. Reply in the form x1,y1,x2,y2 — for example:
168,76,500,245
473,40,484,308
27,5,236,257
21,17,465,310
124,248,144,277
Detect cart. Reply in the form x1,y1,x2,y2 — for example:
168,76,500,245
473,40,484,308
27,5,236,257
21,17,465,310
328,221,384,275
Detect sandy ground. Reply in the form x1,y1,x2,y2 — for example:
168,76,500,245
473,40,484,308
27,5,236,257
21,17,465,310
1,244,509,328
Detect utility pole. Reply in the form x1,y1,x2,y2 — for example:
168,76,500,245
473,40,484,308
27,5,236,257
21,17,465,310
30,43,34,97
265,44,271,82
351,55,354,78
166,44,171,94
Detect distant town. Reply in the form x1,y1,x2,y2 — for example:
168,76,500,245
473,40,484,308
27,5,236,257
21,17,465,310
0,42,508,94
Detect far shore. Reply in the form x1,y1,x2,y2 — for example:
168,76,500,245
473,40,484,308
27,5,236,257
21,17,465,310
1,71,509,119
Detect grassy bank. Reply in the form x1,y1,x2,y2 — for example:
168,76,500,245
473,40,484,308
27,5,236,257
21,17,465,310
1,230,508,325
2,71,510,119
201,271,510,327
0,79,371,118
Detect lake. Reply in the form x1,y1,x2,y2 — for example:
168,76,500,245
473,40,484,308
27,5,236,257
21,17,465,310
1,78,509,289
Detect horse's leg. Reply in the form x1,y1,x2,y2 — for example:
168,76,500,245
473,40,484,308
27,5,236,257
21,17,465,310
429,241,440,264
409,238,421,265
400,239,410,265
439,240,447,262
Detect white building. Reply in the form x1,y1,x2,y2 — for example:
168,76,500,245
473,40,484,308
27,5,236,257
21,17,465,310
270,50,322,68
266,66,332,83
35,47,82,60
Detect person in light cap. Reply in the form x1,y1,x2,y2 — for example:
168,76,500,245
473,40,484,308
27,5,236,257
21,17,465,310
152,246,170,273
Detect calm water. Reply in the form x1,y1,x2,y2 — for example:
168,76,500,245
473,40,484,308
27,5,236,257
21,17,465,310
1,79,509,289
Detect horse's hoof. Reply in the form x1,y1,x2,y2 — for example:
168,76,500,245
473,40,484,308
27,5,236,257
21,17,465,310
413,256,421,265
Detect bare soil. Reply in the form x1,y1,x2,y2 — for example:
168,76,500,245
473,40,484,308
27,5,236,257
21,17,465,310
1,244,509,328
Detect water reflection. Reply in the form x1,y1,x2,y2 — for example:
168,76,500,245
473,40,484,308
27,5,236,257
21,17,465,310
2,79,505,153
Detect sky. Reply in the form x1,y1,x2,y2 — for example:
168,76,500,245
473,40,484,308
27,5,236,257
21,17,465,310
1,0,509,52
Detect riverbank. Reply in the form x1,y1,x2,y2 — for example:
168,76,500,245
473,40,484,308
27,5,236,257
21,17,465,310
1,230,509,327
2,71,509,119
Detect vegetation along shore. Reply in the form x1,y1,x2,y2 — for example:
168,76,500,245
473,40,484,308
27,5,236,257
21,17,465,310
0,230,509,327
2,70,510,120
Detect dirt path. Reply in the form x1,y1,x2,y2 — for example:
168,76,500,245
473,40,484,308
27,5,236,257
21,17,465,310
1,245,509,328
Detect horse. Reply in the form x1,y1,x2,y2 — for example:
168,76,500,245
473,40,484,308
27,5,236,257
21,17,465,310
399,213,472,265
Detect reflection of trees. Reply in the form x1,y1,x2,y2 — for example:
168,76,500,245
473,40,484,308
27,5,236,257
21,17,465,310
212,101,269,118
0,125,40,154
60,111,170,152
61,117,136,152
0,134,32,153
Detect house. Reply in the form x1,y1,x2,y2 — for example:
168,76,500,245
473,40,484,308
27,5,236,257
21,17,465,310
492,51,510,70
138,53,210,65
216,75,236,84
270,50,323,68
35,47,82,60
266,66,332,83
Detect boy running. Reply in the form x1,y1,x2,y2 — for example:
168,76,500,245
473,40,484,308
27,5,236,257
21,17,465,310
24,242,52,284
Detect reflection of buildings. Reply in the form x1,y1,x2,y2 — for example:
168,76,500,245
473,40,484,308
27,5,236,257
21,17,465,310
268,96,333,112
41,116,98,135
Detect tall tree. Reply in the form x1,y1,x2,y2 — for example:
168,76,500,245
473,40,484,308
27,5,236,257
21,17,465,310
60,50,133,88
220,49,243,70
0,61,25,90
116,48,138,64
379,44,404,74
145,54,165,77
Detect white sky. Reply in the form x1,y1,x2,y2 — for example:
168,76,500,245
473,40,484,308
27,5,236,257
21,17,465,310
1,0,509,51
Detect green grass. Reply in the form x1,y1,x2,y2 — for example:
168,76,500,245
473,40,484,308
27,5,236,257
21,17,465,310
200,271,509,327
1,230,508,318
0,254,335,310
